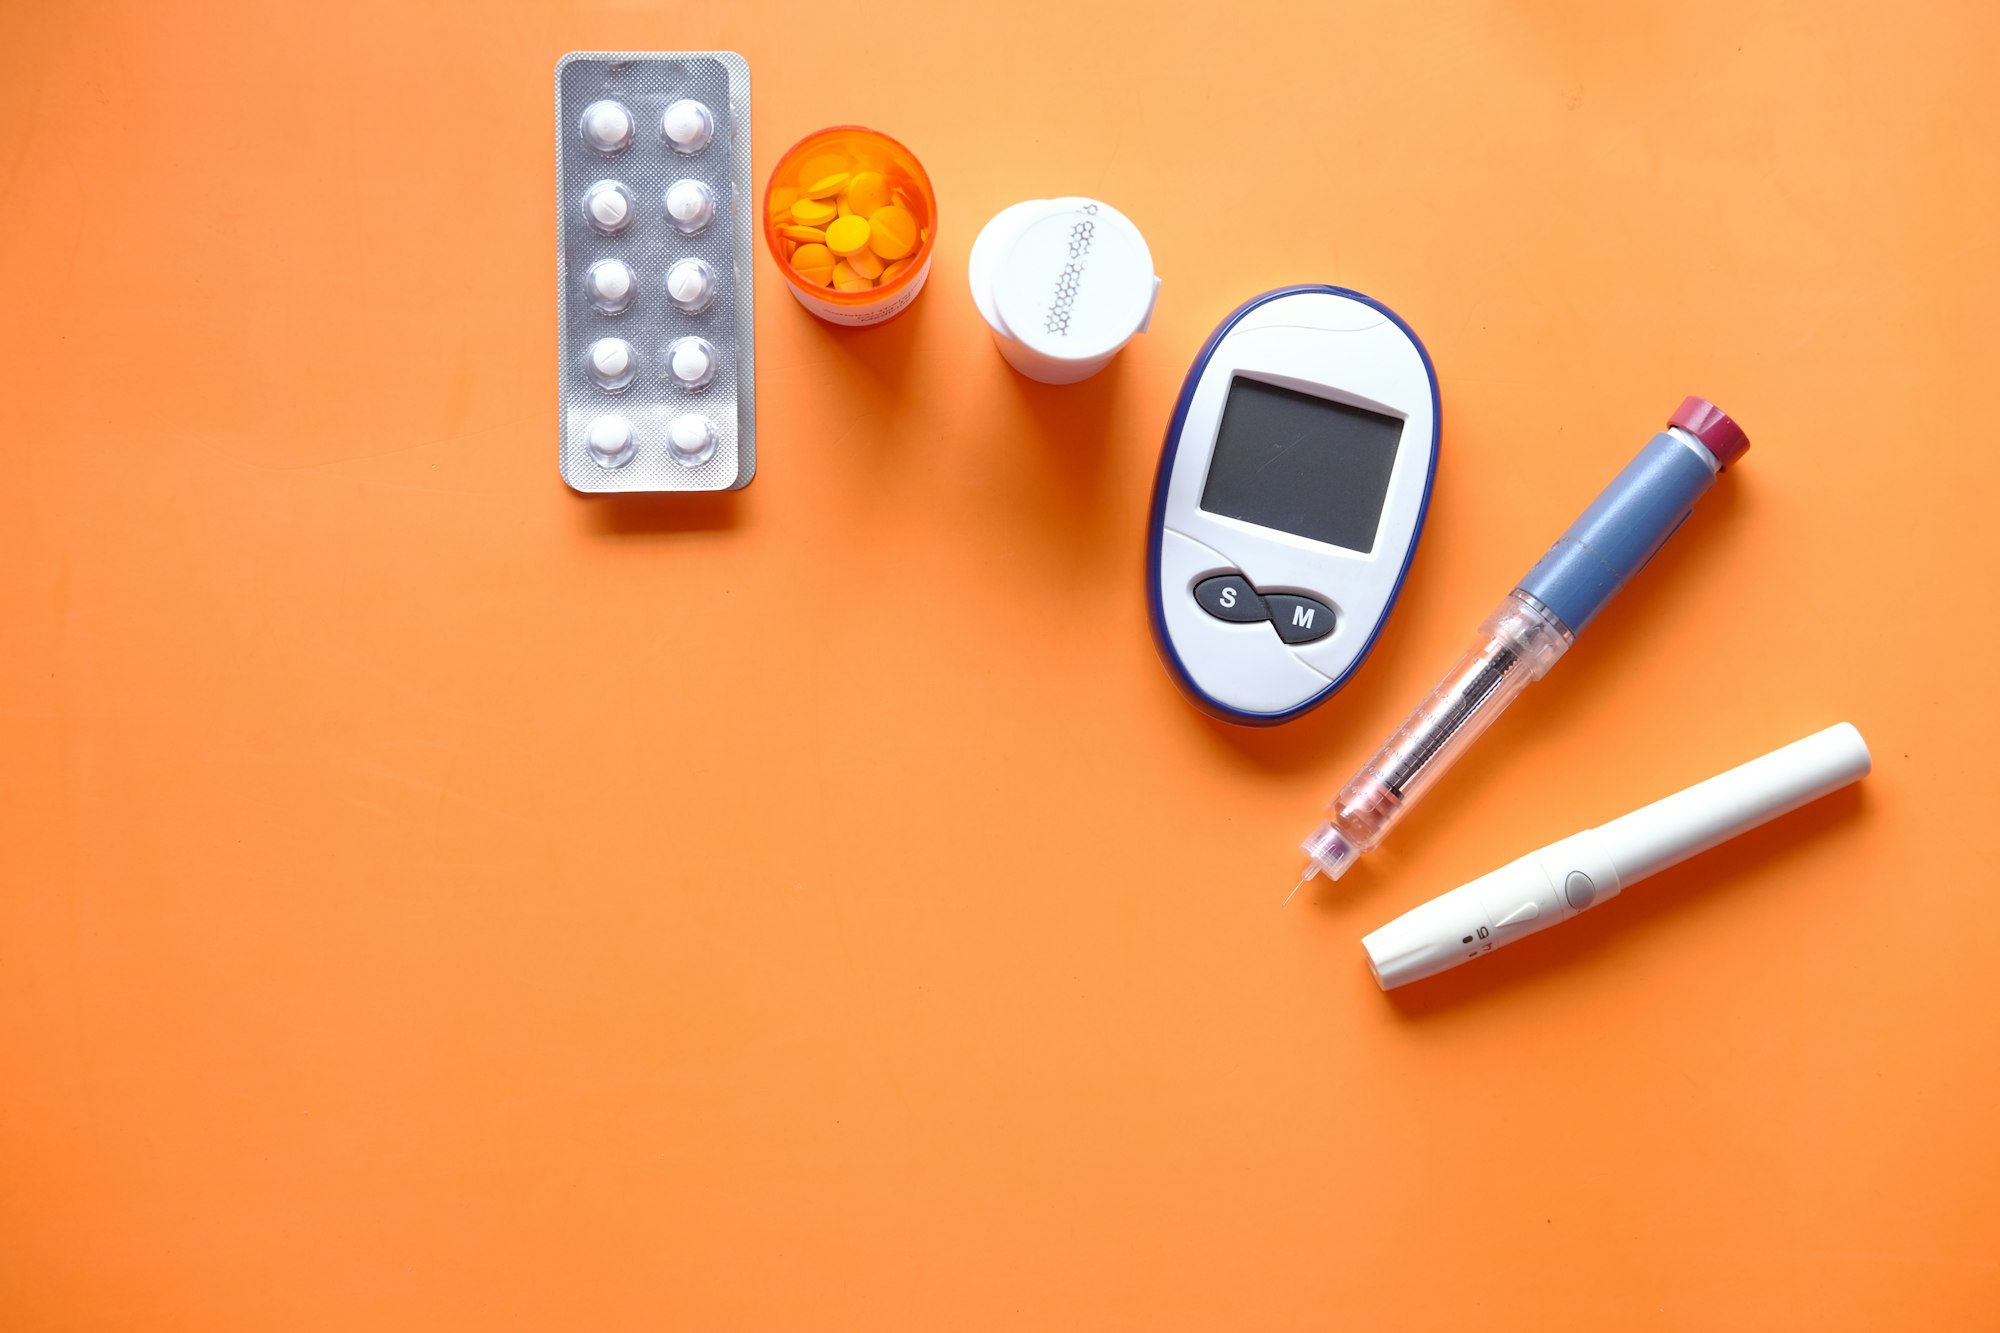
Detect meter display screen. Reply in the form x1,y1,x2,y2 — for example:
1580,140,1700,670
1198,378,1403,554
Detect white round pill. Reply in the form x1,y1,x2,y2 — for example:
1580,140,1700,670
592,340,630,376
590,337,634,383
585,413,636,467
581,99,634,152
665,258,714,311
590,191,627,227
584,180,628,235
591,259,633,302
668,337,715,387
664,179,714,233
661,99,713,153
667,412,716,463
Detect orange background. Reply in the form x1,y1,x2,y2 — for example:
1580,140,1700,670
3,1,1997,1328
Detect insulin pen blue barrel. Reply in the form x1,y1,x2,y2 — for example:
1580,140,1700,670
1516,397,1749,636
1296,396,1748,884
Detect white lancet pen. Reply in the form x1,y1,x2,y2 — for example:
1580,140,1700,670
1359,723,1871,989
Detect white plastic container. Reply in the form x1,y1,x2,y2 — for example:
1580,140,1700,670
968,197,1159,384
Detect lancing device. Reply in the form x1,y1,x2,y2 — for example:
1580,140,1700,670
1362,723,1871,989
1294,396,1750,889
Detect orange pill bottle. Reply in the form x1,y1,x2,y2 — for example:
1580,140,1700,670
762,126,937,326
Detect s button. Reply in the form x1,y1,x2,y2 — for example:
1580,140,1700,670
1194,574,1269,624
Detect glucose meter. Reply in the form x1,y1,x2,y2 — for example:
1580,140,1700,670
1146,286,1438,724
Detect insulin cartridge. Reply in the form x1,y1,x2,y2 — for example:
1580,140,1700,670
1362,723,1871,988
1296,397,1750,886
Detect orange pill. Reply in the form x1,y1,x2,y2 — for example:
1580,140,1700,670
836,198,854,218
867,204,918,260
789,196,837,226
802,171,850,199
831,260,874,292
845,246,885,279
796,152,851,189
778,224,827,242
844,170,890,217
791,242,836,286
825,214,872,257
879,257,912,284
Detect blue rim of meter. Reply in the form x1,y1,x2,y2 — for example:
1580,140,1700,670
1144,284,1440,726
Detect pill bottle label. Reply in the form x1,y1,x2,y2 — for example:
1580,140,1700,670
782,252,933,326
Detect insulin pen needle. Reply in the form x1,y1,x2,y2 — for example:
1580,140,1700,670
1283,867,1316,906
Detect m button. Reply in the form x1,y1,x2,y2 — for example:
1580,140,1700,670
1265,594,1336,644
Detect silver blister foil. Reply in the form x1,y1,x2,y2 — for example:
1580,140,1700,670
555,52,755,492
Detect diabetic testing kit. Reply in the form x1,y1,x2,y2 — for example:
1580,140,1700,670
550,52,1872,997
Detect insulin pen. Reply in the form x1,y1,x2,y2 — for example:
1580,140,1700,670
1295,396,1750,889
1362,723,1870,988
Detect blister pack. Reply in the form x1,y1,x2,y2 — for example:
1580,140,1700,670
555,52,755,492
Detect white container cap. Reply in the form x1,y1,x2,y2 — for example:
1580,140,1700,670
968,197,1159,384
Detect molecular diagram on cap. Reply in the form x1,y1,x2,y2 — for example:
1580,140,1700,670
1043,207,1098,336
